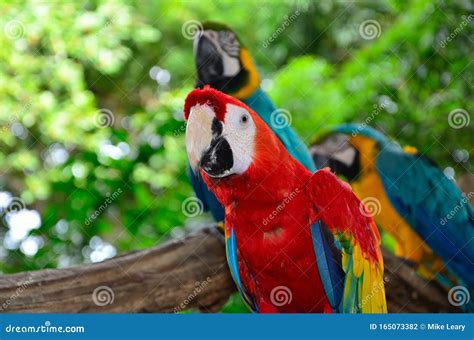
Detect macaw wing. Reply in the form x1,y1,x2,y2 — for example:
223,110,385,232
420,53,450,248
309,220,344,312
187,162,225,221
308,168,387,313
376,147,474,287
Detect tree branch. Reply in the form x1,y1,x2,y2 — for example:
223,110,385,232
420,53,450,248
0,227,460,313
0,228,234,313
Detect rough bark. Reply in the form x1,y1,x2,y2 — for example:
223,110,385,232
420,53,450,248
0,227,460,313
381,249,460,313
0,228,234,313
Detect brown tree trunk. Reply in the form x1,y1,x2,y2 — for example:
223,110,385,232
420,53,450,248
0,227,460,313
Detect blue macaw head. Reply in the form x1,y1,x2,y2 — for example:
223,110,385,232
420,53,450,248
193,21,259,99
310,124,389,182
333,124,389,145
311,132,361,181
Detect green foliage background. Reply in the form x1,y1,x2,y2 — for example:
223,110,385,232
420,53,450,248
0,0,472,311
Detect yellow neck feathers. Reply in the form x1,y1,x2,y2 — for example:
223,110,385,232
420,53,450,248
349,136,378,171
232,48,260,100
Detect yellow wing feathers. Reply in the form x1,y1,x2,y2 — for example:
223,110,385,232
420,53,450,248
339,236,387,313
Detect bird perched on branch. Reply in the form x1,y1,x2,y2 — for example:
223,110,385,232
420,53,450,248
311,124,474,299
184,87,387,313
187,22,315,222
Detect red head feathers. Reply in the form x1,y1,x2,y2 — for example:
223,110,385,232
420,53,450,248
184,85,308,202
184,85,247,122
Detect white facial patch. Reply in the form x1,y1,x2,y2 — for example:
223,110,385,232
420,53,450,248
332,147,357,166
313,134,356,167
223,104,256,175
201,30,240,77
185,104,215,172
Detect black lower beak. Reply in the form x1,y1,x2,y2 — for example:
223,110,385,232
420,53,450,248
313,154,332,169
313,152,360,182
200,137,234,178
195,35,224,88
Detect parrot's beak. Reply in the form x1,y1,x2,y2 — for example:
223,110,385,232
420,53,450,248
311,144,360,181
185,105,234,178
194,30,241,91
312,153,332,169
186,105,214,173
199,131,234,178
194,32,224,88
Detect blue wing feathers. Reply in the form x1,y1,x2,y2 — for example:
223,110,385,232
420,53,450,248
377,146,474,290
226,228,243,289
310,221,344,312
226,228,258,312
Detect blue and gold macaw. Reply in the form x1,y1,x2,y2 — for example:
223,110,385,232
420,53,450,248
311,124,474,299
189,22,315,222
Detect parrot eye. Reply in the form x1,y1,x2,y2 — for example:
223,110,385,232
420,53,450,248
225,104,254,131
219,31,240,58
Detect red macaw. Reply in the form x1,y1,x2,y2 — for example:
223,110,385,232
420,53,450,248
184,86,387,313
